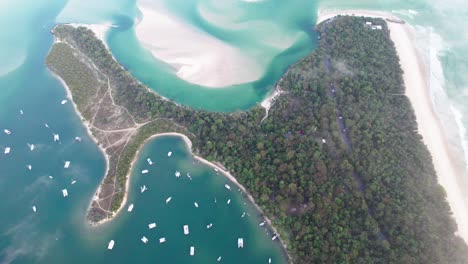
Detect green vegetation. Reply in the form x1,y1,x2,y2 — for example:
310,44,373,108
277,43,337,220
46,17,468,263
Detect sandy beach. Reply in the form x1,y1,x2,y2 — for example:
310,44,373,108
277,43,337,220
134,1,263,88
317,9,468,244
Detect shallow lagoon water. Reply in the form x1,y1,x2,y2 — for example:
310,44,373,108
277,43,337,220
1,0,468,263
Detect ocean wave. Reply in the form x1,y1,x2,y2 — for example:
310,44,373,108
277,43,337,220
413,25,468,168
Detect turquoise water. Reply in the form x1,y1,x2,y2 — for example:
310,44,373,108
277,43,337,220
1,0,468,263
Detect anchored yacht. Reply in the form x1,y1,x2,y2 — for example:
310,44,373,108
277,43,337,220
107,240,115,250
238,238,244,248
190,246,195,256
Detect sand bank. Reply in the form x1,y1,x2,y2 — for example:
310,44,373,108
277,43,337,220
317,9,468,243
134,1,263,88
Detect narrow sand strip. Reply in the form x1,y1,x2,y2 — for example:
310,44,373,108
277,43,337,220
317,9,468,244
134,1,263,88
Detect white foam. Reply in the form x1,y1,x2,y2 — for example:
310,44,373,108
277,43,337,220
451,105,468,169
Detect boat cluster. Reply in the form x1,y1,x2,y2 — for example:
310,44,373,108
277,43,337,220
105,151,276,262
1,108,83,214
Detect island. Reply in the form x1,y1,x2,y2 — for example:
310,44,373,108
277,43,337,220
46,15,468,263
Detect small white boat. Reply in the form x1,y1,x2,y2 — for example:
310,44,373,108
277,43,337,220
141,236,148,244
64,161,70,169
4,129,11,135
75,137,82,142
71,180,77,185
32,206,37,212
140,185,147,193
4,147,10,154
269,258,272,263
166,197,172,204
44,123,49,128
206,223,213,229
107,240,115,250
175,171,180,177
62,189,68,197
20,110,23,115
148,223,157,229
186,173,192,180
127,204,134,212
224,184,231,190
190,246,195,256
214,168,219,172
27,165,32,171
241,212,246,218
53,134,60,142
147,158,153,165
259,221,266,227
48,175,53,179
28,143,35,151
194,202,199,208
238,238,244,248
217,256,222,262
167,151,172,157
227,199,231,204
183,225,189,235
159,237,166,243
61,99,68,105
141,169,149,174
272,235,277,241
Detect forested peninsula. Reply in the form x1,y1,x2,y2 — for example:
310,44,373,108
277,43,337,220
46,16,468,263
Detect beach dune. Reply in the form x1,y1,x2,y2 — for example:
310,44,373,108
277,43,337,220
317,9,468,244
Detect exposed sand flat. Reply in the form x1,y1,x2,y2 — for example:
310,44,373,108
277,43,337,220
134,1,263,88
317,9,468,244
197,3,301,50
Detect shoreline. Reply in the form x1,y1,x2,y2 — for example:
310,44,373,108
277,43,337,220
47,69,111,225
66,23,114,50
89,131,292,261
317,9,468,243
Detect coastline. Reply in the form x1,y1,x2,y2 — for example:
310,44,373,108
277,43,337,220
316,9,468,243
48,69,111,225
67,23,113,50
90,131,292,260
